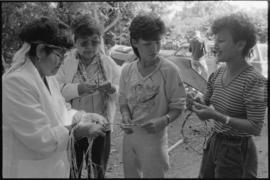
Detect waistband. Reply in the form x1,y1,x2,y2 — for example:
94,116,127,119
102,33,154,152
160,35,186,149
213,132,251,141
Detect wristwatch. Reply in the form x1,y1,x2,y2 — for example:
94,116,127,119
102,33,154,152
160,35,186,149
165,114,171,125
225,116,231,125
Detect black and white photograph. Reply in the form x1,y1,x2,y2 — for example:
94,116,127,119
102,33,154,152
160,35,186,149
2,1,268,178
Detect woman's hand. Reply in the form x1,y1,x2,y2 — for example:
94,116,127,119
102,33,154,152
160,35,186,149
141,116,167,134
82,113,107,125
186,91,205,111
192,102,216,121
74,113,106,139
120,113,133,134
98,81,116,94
78,83,97,96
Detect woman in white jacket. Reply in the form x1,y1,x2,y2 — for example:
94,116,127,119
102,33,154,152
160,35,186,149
2,17,106,178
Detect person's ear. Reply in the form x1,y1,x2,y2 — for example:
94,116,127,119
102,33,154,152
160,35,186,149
131,39,138,48
36,44,47,60
236,40,247,53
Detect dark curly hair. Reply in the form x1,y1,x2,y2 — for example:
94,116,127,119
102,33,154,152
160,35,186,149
211,13,257,58
71,14,104,41
19,17,73,57
129,12,166,58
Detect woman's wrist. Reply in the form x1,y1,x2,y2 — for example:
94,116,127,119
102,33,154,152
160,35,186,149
120,106,131,117
212,111,228,124
164,114,171,125
122,111,130,119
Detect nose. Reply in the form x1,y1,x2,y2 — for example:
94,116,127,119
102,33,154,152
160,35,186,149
151,41,161,53
213,41,219,50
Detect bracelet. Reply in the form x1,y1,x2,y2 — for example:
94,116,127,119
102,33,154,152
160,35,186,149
165,114,171,125
225,116,231,125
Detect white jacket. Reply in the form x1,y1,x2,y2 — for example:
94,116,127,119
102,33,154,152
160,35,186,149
55,49,121,129
2,59,77,178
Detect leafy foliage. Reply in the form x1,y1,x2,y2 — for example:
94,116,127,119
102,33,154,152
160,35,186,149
2,1,268,68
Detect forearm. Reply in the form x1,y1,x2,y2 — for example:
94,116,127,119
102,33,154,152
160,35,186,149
165,108,183,125
62,83,80,101
212,111,261,136
119,104,131,117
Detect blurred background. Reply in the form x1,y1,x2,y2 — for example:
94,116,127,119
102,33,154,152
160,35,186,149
2,1,268,77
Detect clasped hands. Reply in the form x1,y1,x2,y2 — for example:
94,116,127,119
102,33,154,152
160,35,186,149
186,92,216,121
78,81,116,96
120,113,167,134
72,111,110,140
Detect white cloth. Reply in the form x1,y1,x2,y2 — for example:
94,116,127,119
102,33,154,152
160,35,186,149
2,59,77,178
5,42,31,74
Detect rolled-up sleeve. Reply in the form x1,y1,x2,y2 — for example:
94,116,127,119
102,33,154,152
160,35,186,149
243,76,267,135
3,76,69,157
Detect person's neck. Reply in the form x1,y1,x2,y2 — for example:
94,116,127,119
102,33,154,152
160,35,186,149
79,53,97,66
31,57,45,79
226,56,248,75
139,57,159,69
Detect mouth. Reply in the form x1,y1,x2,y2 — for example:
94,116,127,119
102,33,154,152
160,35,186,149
213,49,221,57
149,54,157,58
84,51,95,55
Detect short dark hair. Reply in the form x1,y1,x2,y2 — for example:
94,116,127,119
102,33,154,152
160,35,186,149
211,13,256,57
19,17,73,57
71,14,103,41
129,12,166,57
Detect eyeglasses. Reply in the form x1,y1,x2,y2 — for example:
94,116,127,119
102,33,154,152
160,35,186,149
31,41,67,51
77,35,101,48
52,50,65,61
80,39,100,47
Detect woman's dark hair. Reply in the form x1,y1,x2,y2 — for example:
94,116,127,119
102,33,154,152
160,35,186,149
19,17,73,58
71,14,103,41
211,13,256,57
129,12,166,58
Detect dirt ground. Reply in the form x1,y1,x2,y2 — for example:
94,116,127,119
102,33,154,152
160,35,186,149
105,108,268,178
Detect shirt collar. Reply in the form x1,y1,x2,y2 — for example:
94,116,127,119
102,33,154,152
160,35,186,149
76,51,99,66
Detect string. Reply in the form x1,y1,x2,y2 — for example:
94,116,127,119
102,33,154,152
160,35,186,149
181,110,211,155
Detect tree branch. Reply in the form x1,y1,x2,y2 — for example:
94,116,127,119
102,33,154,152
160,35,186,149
104,11,121,33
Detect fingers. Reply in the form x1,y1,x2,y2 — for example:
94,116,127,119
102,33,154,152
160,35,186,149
141,122,152,128
141,122,156,133
107,86,116,94
95,128,106,137
97,82,116,94
84,83,97,94
72,111,84,124
98,82,111,91
88,124,106,137
191,105,199,113
120,115,133,134
120,123,134,134
83,113,106,125
193,102,208,109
